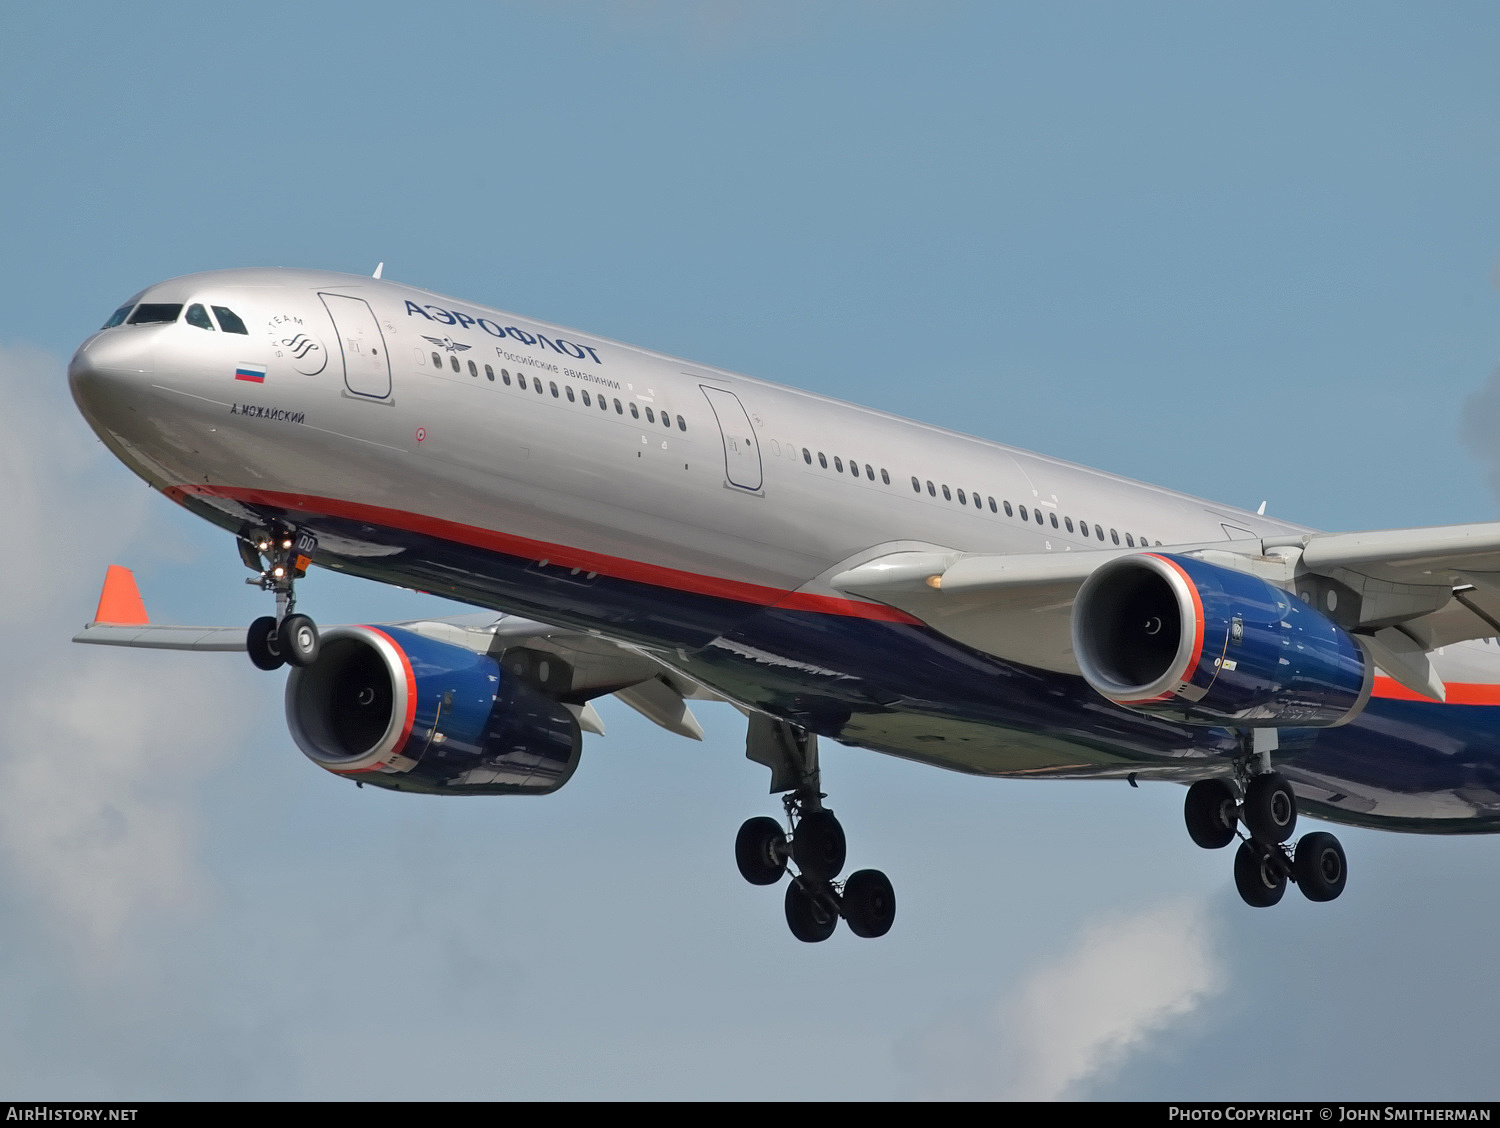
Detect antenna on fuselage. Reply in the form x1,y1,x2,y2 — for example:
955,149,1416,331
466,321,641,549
372,262,384,279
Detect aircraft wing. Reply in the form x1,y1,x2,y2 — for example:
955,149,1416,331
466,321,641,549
73,566,717,740
829,521,1500,683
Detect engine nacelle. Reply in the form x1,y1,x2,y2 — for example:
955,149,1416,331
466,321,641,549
1072,553,1372,727
285,626,581,794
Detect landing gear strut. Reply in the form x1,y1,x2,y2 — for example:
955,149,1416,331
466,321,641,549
735,716,896,942
1185,729,1348,908
241,523,320,671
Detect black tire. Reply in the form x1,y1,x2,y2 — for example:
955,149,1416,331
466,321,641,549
842,869,896,938
784,876,838,943
735,817,788,886
1184,779,1238,849
792,809,847,880
1242,772,1297,844
1233,840,1287,907
280,613,320,668
1293,831,1347,903
246,616,285,671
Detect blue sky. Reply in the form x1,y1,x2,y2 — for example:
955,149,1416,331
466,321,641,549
2,1,1499,1099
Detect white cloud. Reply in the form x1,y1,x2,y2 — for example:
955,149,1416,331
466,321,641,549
913,899,1224,1100
0,341,247,963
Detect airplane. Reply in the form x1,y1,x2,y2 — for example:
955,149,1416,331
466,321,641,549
65,267,1500,942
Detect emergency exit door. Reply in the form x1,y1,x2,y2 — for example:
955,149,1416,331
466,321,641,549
320,293,392,399
700,386,763,491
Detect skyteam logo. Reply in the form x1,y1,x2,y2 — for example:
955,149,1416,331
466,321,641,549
267,313,328,376
423,335,472,353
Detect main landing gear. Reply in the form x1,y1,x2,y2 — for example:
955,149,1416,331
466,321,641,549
1184,730,1347,908
240,523,321,672
735,716,896,942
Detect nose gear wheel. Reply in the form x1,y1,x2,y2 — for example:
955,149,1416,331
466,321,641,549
240,523,320,671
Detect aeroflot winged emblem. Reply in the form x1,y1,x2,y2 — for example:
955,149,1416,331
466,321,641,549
423,335,472,353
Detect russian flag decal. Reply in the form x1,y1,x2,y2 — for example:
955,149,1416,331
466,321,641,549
235,364,267,383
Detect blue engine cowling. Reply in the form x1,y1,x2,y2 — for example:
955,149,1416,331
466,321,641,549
1071,553,1373,727
285,625,581,794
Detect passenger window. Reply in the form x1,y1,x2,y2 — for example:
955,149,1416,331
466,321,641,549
212,306,248,334
535,379,544,395
185,303,214,330
645,406,655,422
677,415,687,431
805,449,814,464
957,489,967,505
630,402,639,418
1050,513,1058,528
128,303,182,324
1080,522,1089,538
912,477,921,492
1126,533,1135,547
600,396,609,410
614,398,623,414
582,390,590,405
449,356,460,372
1019,505,1029,520
1095,524,1104,540
833,456,843,472
468,360,478,377
881,469,890,485
866,464,875,481
1035,509,1044,524
550,381,559,398
1064,517,1074,532
1004,501,1013,517
988,497,997,513
927,481,936,496
503,370,512,386
485,364,495,381
973,491,982,508
430,352,442,368
1110,529,1120,544
942,485,951,501
102,302,135,329
567,386,576,402
518,374,528,390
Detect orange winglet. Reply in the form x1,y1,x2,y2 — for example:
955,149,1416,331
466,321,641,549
93,565,149,625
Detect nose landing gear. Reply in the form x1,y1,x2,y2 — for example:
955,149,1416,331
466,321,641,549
1185,730,1348,908
241,524,320,671
736,717,895,942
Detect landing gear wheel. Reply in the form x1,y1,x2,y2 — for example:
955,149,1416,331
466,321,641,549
1233,840,1287,907
1184,779,1238,849
1293,831,1347,902
842,869,896,938
735,817,789,886
246,616,285,671
784,876,838,943
792,809,847,881
1242,772,1297,843
280,613,320,668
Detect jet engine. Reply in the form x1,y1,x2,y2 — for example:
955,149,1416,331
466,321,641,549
1071,553,1372,727
285,626,581,794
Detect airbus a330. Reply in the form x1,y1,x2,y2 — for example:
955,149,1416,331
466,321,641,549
67,267,1500,941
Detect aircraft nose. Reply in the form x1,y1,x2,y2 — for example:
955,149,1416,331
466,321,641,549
68,329,155,421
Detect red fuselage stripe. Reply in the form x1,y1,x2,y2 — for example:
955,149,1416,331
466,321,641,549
166,484,922,624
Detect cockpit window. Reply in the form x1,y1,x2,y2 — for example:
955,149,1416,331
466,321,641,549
212,306,248,334
128,303,183,324
185,304,214,330
102,302,134,329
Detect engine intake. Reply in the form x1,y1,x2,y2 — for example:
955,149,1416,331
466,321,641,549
286,626,581,794
1072,553,1372,727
